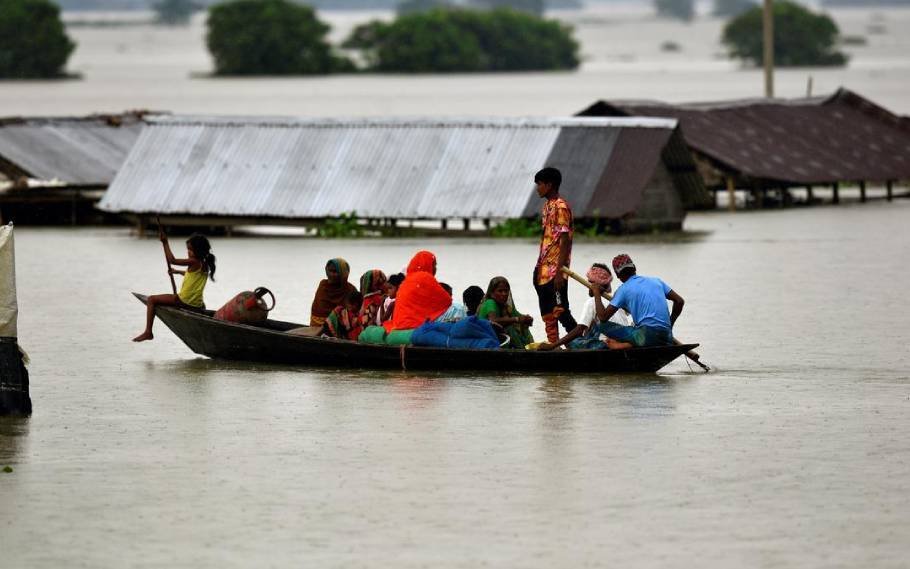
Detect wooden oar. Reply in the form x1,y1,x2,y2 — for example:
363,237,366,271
157,216,178,295
560,266,710,371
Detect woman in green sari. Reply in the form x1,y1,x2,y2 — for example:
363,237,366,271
477,276,534,349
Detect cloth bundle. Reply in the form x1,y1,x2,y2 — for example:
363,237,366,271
358,326,414,346
411,316,500,350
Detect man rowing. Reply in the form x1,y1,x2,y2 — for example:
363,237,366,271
588,254,685,349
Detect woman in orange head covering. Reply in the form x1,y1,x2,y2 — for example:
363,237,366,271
385,250,452,332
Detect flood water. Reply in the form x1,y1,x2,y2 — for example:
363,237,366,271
2,201,909,567
1,4,909,116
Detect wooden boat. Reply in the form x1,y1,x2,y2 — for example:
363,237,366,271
135,293,697,373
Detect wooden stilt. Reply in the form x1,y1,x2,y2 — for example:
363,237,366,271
726,177,736,212
887,180,893,201
832,182,839,204
859,181,867,203
806,185,814,203
463,218,469,231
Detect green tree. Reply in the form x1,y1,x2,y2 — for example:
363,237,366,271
344,8,579,73
154,0,200,25
206,0,353,75
722,0,847,66
713,0,755,17
0,0,75,78
655,0,694,21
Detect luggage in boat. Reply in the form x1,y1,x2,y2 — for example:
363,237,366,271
358,325,387,344
358,326,414,345
214,287,275,324
411,317,500,350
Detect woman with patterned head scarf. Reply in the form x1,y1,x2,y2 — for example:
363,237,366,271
357,269,388,328
309,258,356,327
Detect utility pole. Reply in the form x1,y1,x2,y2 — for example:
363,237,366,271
763,0,774,98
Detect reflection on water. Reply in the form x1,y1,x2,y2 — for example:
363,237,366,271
0,417,30,464
2,203,910,567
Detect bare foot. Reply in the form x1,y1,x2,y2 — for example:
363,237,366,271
605,338,633,350
132,331,154,342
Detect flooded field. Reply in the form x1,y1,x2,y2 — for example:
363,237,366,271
0,5,908,116
2,202,909,567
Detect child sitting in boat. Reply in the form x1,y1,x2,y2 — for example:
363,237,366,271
358,269,387,328
539,263,630,350
477,276,534,349
462,285,484,316
133,229,215,342
436,282,467,323
377,273,404,325
322,290,364,340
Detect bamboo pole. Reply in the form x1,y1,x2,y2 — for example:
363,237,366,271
763,0,774,98
726,177,737,212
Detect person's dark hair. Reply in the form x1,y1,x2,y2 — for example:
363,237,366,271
346,290,363,307
439,282,453,295
618,266,636,279
186,233,216,281
462,285,484,315
534,167,562,190
592,262,609,272
388,273,405,287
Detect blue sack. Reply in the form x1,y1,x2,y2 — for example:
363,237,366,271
411,321,455,348
449,316,500,350
411,318,499,350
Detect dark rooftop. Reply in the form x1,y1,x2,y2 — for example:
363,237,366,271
578,88,910,187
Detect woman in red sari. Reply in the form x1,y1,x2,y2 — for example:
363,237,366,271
385,251,452,332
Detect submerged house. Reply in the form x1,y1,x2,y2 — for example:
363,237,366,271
0,113,144,224
98,115,710,232
578,88,910,206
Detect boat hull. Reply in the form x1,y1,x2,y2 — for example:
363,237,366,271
136,293,697,373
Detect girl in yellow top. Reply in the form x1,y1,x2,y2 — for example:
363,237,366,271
133,229,216,342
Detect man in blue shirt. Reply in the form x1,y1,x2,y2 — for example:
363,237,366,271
591,253,685,349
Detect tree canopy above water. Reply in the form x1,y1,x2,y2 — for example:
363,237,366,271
0,0,75,78
722,0,848,67
206,0,353,75
343,8,580,73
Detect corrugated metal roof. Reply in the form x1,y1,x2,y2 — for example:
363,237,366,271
0,115,144,186
577,88,910,185
99,116,695,221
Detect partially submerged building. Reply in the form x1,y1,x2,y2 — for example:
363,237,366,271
578,88,910,206
0,113,144,224
98,116,710,232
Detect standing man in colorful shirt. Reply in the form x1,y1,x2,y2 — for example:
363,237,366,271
532,167,578,344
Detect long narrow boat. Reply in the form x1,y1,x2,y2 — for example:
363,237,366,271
135,293,697,373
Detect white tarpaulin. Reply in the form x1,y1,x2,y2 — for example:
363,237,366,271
0,223,17,337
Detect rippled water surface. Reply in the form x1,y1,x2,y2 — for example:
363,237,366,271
2,202,909,567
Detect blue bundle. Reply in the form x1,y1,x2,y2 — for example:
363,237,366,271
411,316,500,350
